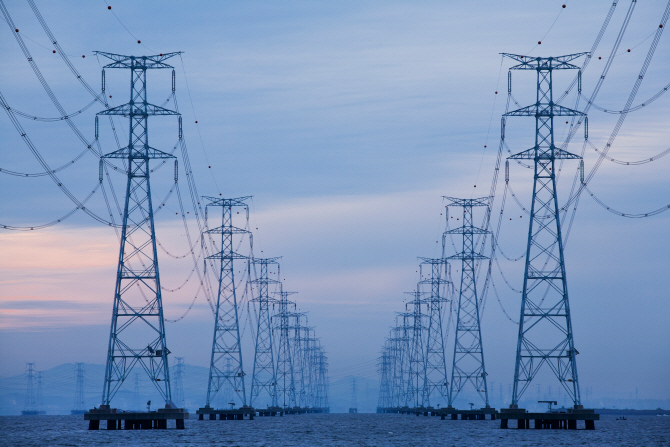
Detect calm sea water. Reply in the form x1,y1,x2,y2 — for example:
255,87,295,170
0,413,668,446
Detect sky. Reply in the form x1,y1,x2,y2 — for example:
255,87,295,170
1,0,669,410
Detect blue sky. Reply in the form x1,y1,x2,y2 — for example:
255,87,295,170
1,0,669,408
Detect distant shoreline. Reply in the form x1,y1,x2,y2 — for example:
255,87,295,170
596,409,670,416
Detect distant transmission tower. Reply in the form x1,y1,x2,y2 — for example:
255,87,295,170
275,289,297,408
72,363,86,414
173,357,185,409
389,323,408,408
445,197,490,408
288,312,308,408
377,347,392,410
23,363,37,414
96,52,182,407
349,377,358,413
204,196,251,408
249,257,280,408
503,53,587,408
405,290,426,408
418,258,450,407
317,347,329,410
395,312,412,408
302,328,317,407
36,371,44,413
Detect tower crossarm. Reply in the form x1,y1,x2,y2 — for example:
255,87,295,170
418,278,451,287
501,52,588,70
509,147,581,160
203,196,252,207
98,102,179,117
504,103,584,118
205,251,249,261
417,257,446,264
447,252,488,261
102,146,175,160
443,196,489,207
205,225,251,235
249,278,281,285
94,51,182,69
445,226,489,235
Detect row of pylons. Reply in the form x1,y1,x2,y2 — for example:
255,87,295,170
377,53,600,430
84,52,328,430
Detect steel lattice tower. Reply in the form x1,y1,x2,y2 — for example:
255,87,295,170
503,53,586,407
301,327,317,407
249,257,281,408
203,196,251,408
173,357,185,409
419,258,451,407
391,314,411,408
316,346,330,410
73,363,86,412
287,312,308,407
405,291,426,408
350,378,358,412
96,52,181,406
274,289,297,408
36,371,44,412
23,363,37,414
445,197,490,407
377,347,392,410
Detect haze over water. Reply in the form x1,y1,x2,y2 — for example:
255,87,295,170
2,414,670,447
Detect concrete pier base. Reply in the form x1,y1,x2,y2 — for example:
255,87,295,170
196,405,255,421
85,405,188,430
436,406,498,421
499,406,599,430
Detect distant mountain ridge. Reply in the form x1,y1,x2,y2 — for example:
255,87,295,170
0,363,381,415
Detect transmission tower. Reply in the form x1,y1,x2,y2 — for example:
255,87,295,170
23,363,37,414
390,313,412,407
249,257,281,408
405,290,426,408
203,196,251,408
349,377,358,413
503,53,587,408
301,327,317,407
96,52,182,407
72,363,86,413
36,371,44,412
274,289,297,408
173,357,185,409
316,346,329,410
445,197,490,408
287,312,308,408
395,312,412,407
377,346,392,410
418,257,451,407
389,325,408,408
